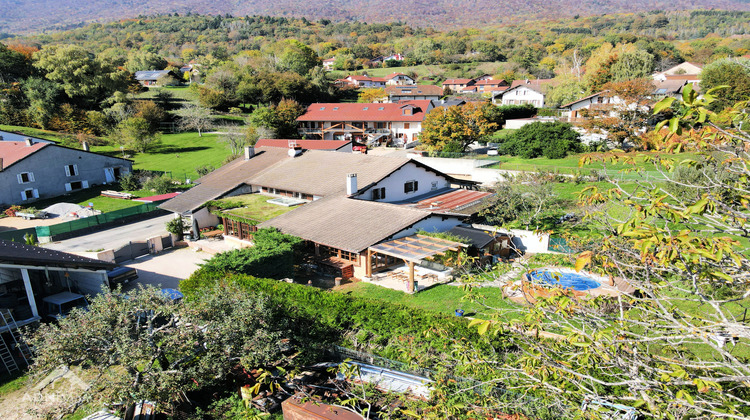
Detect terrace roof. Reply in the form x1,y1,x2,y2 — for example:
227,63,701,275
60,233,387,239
369,234,464,263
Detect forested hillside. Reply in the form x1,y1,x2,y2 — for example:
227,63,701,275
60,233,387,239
1,0,749,35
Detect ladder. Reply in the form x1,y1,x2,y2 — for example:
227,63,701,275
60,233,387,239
0,309,30,374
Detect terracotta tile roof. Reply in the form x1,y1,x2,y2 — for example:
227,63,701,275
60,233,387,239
0,239,115,270
385,72,411,79
255,139,351,151
159,147,290,214
385,85,443,96
297,100,431,122
443,78,473,85
664,74,701,81
259,195,435,253
474,79,507,86
0,141,49,169
247,150,411,197
133,192,181,203
653,80,687,94
406,189,493,213
509,79,557,93
483,86,508,92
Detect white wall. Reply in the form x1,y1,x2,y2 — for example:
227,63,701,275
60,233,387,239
391,121,422,142
192,207,220,230
501,86,545,107
471,224,550,254
362,162,451,202
412,156,493,176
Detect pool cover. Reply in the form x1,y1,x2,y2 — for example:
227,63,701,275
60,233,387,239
529,269,601,291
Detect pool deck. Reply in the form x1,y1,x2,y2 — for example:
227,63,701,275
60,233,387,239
503,267,636,305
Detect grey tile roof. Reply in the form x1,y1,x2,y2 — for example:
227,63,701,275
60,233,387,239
258,196,434,253
247,150,411,197
0,240,115,270
159,147,289,214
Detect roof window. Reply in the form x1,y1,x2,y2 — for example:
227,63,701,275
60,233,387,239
333,107,339,110
319,107,325,110
378,107,384,110
363,107,369,110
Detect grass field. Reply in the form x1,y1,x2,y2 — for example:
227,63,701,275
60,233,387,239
336,282,522,320
136,85,199,105
92,132,232,181
26,185,154,213
0,124,73,143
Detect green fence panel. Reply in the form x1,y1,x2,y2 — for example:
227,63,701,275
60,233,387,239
34,203,161,239
0,227,37,242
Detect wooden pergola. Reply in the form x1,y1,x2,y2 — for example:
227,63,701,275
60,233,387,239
366,234,464,293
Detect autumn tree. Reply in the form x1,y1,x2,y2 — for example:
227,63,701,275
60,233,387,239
178,104,213,136
583,78,655,149
700,57,750,111
465,91,750,419
25,285,298,417
420,102,499,153
113,116,160,153
358,88,386,103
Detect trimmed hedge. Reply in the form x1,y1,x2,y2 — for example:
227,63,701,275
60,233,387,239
198,228,301,279
181,269,510,372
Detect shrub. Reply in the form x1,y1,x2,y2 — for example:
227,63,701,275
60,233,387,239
499,121,581,159
166,216,189,239
198,228,302,279
119,173,140,191
143,175,174,194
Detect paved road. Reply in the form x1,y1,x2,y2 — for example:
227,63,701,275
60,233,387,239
43,214,174,252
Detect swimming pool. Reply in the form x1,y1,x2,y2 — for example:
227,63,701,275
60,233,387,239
528,269,601,291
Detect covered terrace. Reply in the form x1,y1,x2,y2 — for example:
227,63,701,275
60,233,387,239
366,234,465,293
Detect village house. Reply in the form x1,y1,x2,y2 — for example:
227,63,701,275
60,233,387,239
559,91,615,122
384,85,444,102
384,73,416,86
322,58,336,71
473,79,508,93
0,139,132,206
495,79,556,107
160,145,492,290
652,62,703,82
336,75,387,89
254,139,355,153
442,78,475,92
134,70,180,87
296,100,432,146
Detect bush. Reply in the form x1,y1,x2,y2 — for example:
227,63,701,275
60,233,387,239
499,121,581,159
119,173,140,191
497,104,536,124
166,216,189,239
143,175,175,194
198,228,302,279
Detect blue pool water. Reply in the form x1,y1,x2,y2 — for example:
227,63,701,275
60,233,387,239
529,269,601,291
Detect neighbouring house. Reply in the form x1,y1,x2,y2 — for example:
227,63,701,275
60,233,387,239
431,99,467,110
384,73,416,86
134,70,180,87
652,79,691,99
559,91,616,122
369,54,405,67
0,239,116,373
336,75,387,89
160,146,490,290
0,130,55,144
473,79,508,93
446,225,513,261
495,79,556,107
254,139,355,153
442,78,475,92
385,85,444,102
652,62,703,81
0,139,132,206
322,58,336,71
179,62,201,83
296,100,433,146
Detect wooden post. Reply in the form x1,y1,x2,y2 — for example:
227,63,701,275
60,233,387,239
408,261,415,293
366,249,372,277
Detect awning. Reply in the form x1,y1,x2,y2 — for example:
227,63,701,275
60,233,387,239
368,234,464,263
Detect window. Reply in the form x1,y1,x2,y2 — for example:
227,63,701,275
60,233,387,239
17,172,34,184
404,180,418,194
340,250,359,262
64,164,78,176
21,188,38,201
431,181,438,190
65,180,88,191
372,187,386,200
376,122,386,129
404,123,410,129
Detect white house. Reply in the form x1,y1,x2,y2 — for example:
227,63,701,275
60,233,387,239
384,73,415,86
496,79,555,108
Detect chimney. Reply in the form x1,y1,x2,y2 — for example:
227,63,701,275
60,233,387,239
346,173,357,196
82,142,90,151
244,146,255,160
25,137,33,146
525,79,530,84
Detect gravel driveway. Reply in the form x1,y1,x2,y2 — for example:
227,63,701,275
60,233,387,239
121,246,210,291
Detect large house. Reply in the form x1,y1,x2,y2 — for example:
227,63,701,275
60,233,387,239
442,78,475,92
384,73,416,86
0,139,132,206
160,145,490,288
134,70,179,87
384,85,443,102
336,75,387,89
495,79,556,107
652,62,703,82
296,100,433,146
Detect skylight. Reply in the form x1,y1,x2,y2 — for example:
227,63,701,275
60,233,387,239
333,107,339,110
320,107,325,110
378,107,384,110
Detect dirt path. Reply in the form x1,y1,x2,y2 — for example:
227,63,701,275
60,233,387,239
0,216,64,232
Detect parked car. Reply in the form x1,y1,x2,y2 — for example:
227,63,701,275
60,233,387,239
42,292,88,321
107,266,139,289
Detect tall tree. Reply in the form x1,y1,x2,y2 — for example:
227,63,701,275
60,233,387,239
178,104,213,136
420,102,499,152
700,58,750,111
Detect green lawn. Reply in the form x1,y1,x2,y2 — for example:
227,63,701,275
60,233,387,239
26,185,154,213
216,194,297,223
336,282,523,320
136,85,199,105
92,132,232,182
0,124,72,143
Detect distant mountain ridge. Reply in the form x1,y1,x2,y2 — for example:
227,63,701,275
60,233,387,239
1,0,749,34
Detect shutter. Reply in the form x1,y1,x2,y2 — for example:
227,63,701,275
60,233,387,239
32,189,39,198
404,183,408,193
381,188,385,200
73,164,78,176
65,183,72,192
64,165,71,176
414,181,418,191
20,191,27,201
82,180,89,189
28,172,34,182
17,174,23,184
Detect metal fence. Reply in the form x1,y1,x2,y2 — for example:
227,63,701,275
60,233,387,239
36,203,161,239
